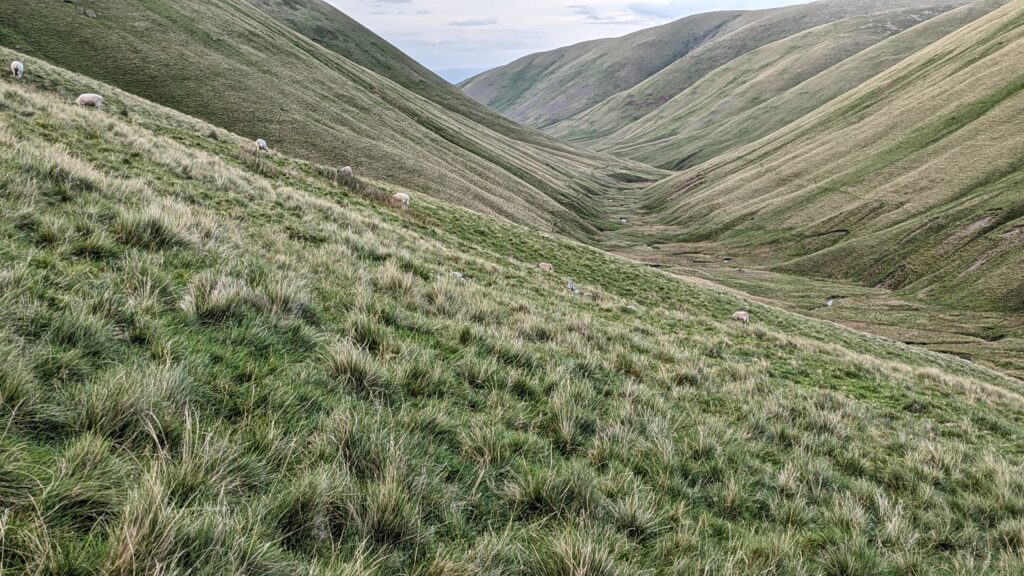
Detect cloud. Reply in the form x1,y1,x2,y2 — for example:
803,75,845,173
449,17,498,27
566,3,660,25
332,0,804,70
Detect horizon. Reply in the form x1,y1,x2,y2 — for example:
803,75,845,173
331,0,809,72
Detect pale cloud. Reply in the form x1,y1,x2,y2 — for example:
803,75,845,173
331,0,806,71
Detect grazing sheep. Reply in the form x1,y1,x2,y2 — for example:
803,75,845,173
566,280,579,294
340,166,353,177
75,93,103,108
826,298,835,308
620,217,628,225
390,192,410,210
10,61,24,79
254,138,269,153
732,311,750,323
537,262,554,273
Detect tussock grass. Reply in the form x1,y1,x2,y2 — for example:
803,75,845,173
1,61,1023,575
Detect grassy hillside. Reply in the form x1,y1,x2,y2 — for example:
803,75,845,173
592,2,1003,169
3,52,1024,575
458,10,753,128
464,0,970,141
634,0,1024,313
0,0,662,237
247,0,560,145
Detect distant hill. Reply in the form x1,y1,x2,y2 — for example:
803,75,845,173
590,1,1007,170
436,67,490,83
461,0,973,138
460,10,753,128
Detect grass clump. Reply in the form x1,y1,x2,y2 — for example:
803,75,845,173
324,341,392,401
113,202,195,250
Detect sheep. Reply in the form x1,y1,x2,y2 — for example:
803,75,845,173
732,311,750,323
826,298,835,308
339,166,353,177
390,192,410,210
254,138,269,153
10,61,24,79
75,93,103,108
566,280,580,294
537,262,554,273
620,217,628,225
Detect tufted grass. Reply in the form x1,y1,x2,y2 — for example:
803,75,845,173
0,58,1022,575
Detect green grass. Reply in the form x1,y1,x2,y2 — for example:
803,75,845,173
1,51,1024,575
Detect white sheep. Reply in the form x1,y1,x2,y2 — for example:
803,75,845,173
732,311,750,323
10,61,24,79
339,166,353,177
537,262,554,273
254,138,269,153
390,192,410,210
75,93,103,108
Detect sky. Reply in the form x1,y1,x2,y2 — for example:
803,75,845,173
331,0,808,75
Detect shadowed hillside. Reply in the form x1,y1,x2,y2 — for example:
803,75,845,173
2,47,1024,576
0,0,663,237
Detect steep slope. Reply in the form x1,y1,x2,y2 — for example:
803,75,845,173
0,0,662,236
3,49,1024,576
247,0,557,145
547,0,973,143
458,10,755,128
638,0,1024,312
595,0,1006,169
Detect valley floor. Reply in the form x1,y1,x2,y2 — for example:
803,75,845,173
625,247,1023,381
587,184,1024,382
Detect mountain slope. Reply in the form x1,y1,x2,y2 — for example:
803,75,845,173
0,0,662,236
464,0,971,139
593,0,1006,169
637,0,1024,312
247,0,558,145
458,10,754,128
2,48,1024,576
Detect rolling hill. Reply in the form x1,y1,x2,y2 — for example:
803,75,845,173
0,0,662,236
3,46,1024,576
461,0,975,141
586,1,1006,169
458,10,754,128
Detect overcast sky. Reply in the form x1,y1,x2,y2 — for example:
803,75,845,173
330,0,808,74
